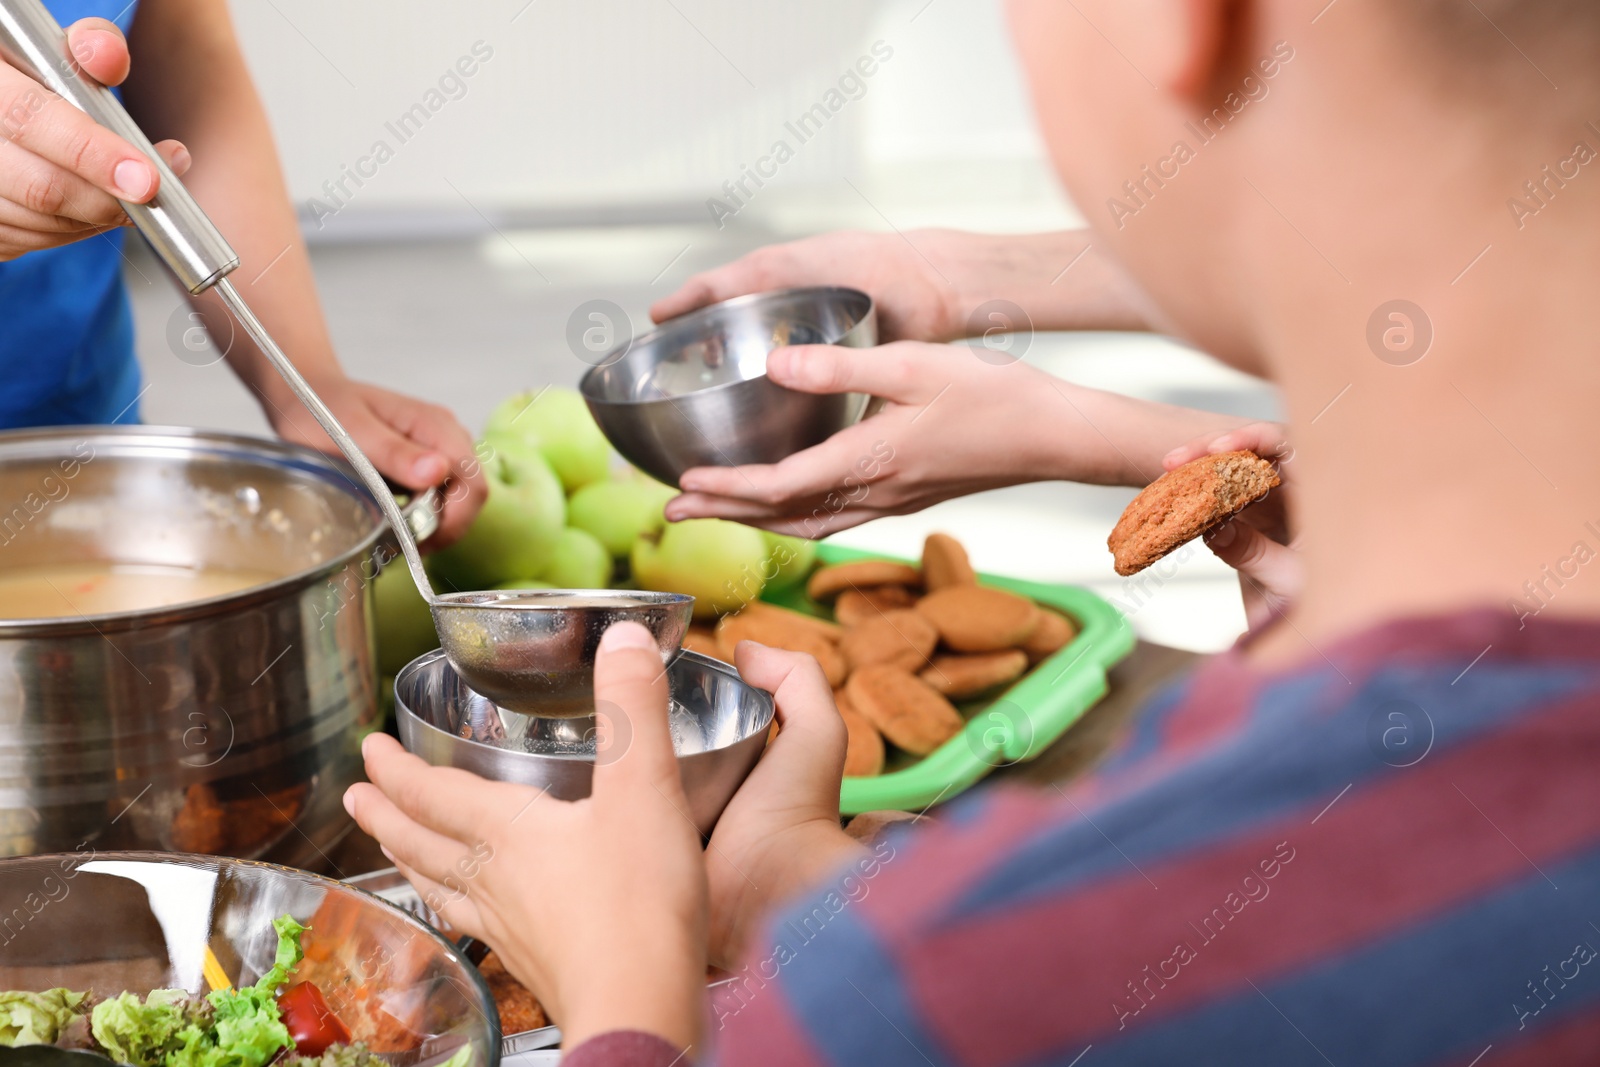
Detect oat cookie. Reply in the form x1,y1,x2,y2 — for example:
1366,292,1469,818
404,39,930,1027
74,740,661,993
716,610,847,686
922,532,977,590
841,608,939,673
1019,608,1077,664
835,688,887,777
846,665,965,756
807,560,922,601
920,649,1029,699
1108,449,1280,576
915,586,1042,652
834,584,918,626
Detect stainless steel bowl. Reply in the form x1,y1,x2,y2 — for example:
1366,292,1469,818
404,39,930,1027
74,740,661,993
580,286,877,486
429,590,693,719
0,426,395,866
0,851,499,1066
395,648,772,835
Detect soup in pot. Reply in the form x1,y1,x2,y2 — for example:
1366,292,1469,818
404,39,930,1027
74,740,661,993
0,561,282,620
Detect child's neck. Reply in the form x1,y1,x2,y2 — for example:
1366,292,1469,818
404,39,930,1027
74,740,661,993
1246,224,1600,667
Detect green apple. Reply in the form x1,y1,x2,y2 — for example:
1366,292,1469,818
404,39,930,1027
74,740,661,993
372,558,439,677
567,476,677,557
631,516,769,619
539,527,612,588
429,438,566,591
760,531,817,591
494,578,555,590
484,387,612,494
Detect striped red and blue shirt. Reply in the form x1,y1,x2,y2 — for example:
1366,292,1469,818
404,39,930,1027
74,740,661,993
567,608,1600,1066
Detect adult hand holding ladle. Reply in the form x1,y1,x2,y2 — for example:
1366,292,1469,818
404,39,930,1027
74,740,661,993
0,0,690,716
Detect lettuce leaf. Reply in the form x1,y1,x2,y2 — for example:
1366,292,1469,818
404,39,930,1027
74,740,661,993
90,989,208,1065
0,988,88,1046
255,915,307,997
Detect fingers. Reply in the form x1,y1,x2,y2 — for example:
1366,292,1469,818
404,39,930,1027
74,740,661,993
154,139,191,178
650,274,724,324
65,18,131,87
765,342,931,403
664,490,887,538
1163,421,1290,471
1204,521,1303,611
590,622,680,802
0,65,158,202
343,780,477,887
674,421,888,504
0,137,127,227
359,384,487,546
358,732,546,842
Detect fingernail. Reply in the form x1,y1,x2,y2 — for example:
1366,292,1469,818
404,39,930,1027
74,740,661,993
168,144,191,174
412,454,446,483
113,159,153,200
361,732,379,759
379,845,396,864
1207,523,1237,549
599,621,656,652
342,789,356,817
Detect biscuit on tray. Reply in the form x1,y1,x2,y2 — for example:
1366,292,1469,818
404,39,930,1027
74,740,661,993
1107,449,1280,576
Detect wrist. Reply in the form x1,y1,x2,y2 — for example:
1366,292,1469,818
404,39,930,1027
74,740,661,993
715,821,864,966
558,925,705,1051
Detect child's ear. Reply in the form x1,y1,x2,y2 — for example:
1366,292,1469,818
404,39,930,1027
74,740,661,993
1107,0,1237,100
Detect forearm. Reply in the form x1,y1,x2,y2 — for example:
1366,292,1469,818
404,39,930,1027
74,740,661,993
1039,380,1253,487
123,0,342,428
928,229,1157,339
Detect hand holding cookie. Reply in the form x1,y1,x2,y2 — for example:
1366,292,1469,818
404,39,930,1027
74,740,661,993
1113,422,1301,628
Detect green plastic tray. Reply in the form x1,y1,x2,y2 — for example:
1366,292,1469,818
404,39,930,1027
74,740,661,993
763,543,1136,815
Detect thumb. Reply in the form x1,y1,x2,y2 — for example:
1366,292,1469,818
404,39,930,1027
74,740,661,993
66,18,131,87
767,343,924,403
591,622,680,802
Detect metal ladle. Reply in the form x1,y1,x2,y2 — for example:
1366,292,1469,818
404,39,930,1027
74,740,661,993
0,0,691,717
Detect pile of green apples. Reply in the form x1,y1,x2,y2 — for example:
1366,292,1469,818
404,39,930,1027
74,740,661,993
373,386,816,686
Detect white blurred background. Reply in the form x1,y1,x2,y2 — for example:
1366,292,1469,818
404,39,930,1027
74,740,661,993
130,0,1280,652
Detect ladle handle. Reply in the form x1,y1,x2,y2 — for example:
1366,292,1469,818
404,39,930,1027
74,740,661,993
0,0,238,293
0,0,440,603
214,279,440,603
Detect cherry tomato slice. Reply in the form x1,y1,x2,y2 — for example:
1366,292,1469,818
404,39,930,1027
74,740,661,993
277,981,352,1056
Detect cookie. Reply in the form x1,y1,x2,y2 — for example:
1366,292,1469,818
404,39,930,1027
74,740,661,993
834,585,918,627
843,809,922,842
915,586,1041,653
716,610,847,687
737,600,843,642
846,665,965,756
922,532,977,590
682,624,726,661
835,688,886,777
919,649,1028,699
841,608,939,673
1019,608,1076,664
807,560,922,601
1108,449,1280,576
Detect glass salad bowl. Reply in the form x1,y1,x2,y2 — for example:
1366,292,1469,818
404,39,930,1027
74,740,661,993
0,852,499,1066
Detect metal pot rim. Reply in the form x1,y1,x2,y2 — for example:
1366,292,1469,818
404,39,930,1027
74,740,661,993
0,424,388,637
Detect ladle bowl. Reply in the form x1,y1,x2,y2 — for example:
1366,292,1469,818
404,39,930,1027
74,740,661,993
429,590,693,718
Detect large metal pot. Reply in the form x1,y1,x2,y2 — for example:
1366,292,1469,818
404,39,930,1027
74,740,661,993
0,426,398,867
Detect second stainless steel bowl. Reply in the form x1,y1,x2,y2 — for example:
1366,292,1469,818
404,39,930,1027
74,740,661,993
429,589,693,718
396,648,772,835
580,286,876,486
